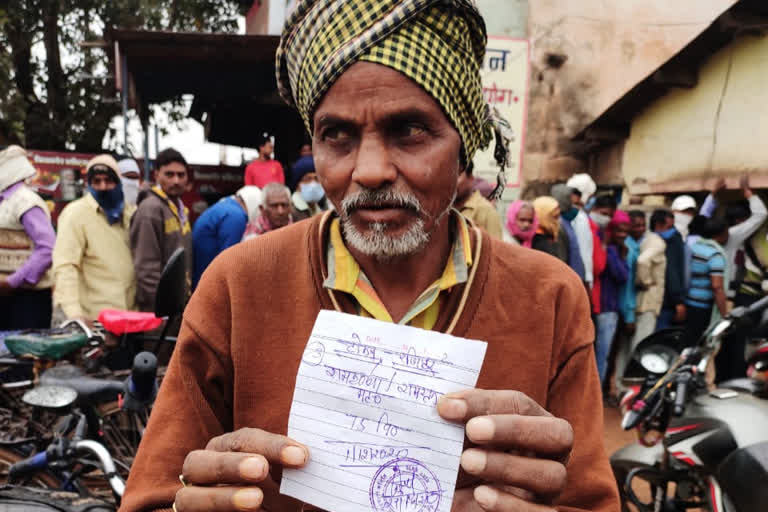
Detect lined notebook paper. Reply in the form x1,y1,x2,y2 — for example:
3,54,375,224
280,310,487,512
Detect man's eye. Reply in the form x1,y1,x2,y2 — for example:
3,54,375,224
322,126,352,141
397,124,426,138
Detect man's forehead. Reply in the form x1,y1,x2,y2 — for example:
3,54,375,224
266,190,290,203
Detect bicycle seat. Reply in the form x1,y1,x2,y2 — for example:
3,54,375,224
98,309,162,335
4,327,88,360
40,365,123,402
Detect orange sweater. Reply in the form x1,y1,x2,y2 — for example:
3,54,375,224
121,213,619,512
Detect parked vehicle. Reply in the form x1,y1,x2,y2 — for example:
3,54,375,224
612,296,768,512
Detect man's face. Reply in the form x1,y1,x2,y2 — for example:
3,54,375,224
312,62,461,260
456,170,474,203
571,192,582,209
630,215,646,240
593,206,614,218
299,172,319,187
90,172,118,191
260,140,274,160
155,162,188,199
263,189,292,228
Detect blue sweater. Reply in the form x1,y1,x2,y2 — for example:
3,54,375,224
192,197,248,288
600,244,629,314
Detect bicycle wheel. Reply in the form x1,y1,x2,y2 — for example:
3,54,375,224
0,446,60,488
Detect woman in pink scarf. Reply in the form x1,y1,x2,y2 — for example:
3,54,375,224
504,200,538,247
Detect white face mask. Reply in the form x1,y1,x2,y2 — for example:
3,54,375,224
590,212,611,229
121,176,140,206
674,212,693,237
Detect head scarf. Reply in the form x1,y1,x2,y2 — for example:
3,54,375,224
276,0,512,198
605,210,631,242
236,186,264,223
566,173,597,205
86,155,124,225
533,196,561,240
506,200,538,248
117,158,141,206
0,145,36,192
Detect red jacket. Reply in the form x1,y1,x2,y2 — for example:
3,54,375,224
590,217,607,315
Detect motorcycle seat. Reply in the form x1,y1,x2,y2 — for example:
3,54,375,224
717,441,768,512
40,365,123,402
98,309,163,335
3,327,89,361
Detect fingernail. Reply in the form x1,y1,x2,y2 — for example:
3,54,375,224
232,488,263,510
466,417,495,442
239,457,266,480
460,449,486,474
474,485,498,509
281,445,308,466
437,397,467,419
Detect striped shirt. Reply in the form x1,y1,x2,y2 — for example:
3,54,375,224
685,240,726,309
323,212,472,330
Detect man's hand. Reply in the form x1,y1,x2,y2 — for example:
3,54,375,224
437,390,572,511
741,175,752,199
711,177,726,195
174,428,309,512
674,304,687,324
0,278,14,296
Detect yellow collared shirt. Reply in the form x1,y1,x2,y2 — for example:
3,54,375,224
323,212,473,330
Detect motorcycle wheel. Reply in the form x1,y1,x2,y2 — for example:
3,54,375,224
0,446,60,488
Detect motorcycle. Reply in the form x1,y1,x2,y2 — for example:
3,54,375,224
611,296,768,512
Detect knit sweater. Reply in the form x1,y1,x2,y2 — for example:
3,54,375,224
121,213,619,512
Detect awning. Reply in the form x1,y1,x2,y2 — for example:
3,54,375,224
108,29,306,164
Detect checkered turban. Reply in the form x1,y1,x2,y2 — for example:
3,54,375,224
277,0,509,192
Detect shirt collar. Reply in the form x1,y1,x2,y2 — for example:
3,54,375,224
323,210,473,324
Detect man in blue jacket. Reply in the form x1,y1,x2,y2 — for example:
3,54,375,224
192,186,262,288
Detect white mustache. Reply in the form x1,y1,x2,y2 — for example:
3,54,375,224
340,187,422,217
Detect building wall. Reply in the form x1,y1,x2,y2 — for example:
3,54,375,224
523,0,738,191
622,33,768,195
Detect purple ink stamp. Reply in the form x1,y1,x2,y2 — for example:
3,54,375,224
370,457,441,512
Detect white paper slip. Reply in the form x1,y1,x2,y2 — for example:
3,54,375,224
280,310,488,512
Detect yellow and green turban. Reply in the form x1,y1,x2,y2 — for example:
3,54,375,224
276,0,510,192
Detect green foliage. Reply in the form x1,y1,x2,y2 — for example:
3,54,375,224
0,0,244,152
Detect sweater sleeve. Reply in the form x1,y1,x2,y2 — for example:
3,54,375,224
548,272,620,511
130,203,165,312
121,265,234,512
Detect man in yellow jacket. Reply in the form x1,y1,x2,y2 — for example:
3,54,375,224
52,155,136,325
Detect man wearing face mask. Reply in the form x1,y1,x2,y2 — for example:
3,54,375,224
52,155,136,325
290,156,328,221
551,184,586,282
670,195,697,239
652,209,687,330
566,174,596,290
117,157,141,207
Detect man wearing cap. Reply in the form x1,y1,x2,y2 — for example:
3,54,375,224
123,1,619,511
0,145,56,328
670,194,697,239
566,173,595,290
52,155,136,325
192,186,263,288
130,148,193,312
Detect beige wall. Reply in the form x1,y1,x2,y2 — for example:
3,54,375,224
623,33,768,195
524,0,737,188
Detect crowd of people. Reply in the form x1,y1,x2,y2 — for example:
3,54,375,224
3,140,767,393
0,141,330,331
504,173,768,397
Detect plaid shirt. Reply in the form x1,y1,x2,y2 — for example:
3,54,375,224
323,212,472,330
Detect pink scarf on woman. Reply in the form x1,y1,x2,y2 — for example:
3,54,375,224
505,200,539,247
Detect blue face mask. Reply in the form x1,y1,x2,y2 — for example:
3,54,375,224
300,181,325,203
89,184,124,225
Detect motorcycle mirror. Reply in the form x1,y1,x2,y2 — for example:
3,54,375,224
22,385,77,410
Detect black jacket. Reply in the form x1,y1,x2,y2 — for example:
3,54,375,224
661,230,686,309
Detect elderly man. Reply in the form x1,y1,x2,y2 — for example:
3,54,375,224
122,2,618,511
242,182,294,239
52,155,135,325
0,146,56,328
